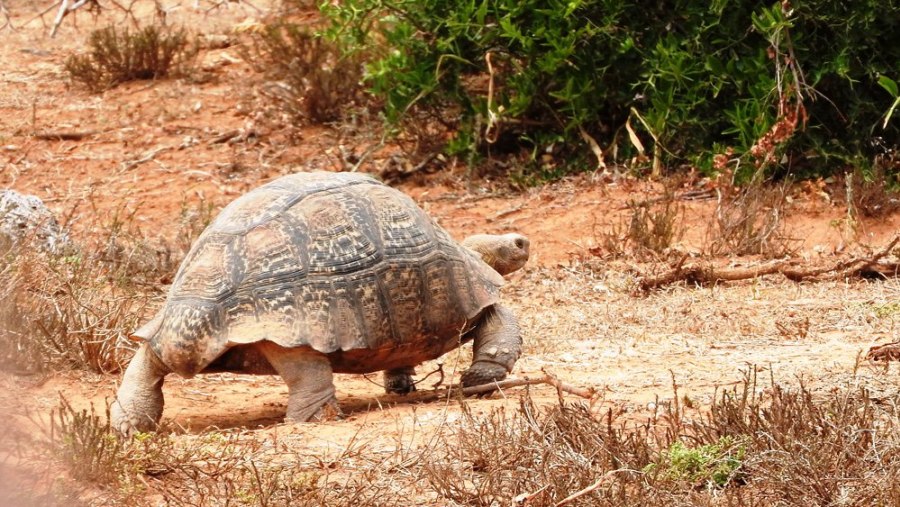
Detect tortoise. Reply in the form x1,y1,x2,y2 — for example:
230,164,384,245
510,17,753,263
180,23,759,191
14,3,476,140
111,171,529,434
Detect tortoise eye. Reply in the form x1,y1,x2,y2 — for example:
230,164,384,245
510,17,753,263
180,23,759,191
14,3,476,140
514,238,525,249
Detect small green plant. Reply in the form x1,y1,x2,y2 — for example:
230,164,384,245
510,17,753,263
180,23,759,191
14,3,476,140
65,24,198,92
646,436,747,489
878,75,900,129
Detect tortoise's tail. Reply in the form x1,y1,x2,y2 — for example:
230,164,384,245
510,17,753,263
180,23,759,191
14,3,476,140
132,310,165,341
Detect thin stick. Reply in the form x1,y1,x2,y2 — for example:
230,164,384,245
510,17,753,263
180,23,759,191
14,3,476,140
50,0,92,37
0,0,13,31
554,469,637,506
33,130,99,141
387,372,598,406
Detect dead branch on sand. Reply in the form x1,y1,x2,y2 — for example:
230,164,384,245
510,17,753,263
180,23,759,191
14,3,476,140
637,234,900,291
390,370,599,406
32,130,99,141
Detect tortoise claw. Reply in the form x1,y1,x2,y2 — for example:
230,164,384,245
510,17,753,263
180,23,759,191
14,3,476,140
460,361,508,387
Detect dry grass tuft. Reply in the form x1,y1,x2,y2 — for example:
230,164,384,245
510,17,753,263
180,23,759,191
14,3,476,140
707,176,797,258
243,22,366,125
599,193,684,260
65,24,199,92
0,245,149,374
843,158,900,219
420,372,900,506
0,197,211,375
40,395,394,506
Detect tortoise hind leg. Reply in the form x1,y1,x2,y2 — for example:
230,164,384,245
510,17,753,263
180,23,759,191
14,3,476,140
111,343,169,436
257,342,340,422
383,366,416,394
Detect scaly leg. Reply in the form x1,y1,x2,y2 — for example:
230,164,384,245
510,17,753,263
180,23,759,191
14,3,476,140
258,342,340,422
110,343,169,436
460,304,522,387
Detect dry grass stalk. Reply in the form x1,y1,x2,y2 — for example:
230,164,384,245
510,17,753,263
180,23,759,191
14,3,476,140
599,191,684,260
708,175,797,258
421,371,900,506
243,22,366,125
0,194,211,375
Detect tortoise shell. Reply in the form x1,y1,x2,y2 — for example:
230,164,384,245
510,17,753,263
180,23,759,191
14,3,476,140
137,172,503,376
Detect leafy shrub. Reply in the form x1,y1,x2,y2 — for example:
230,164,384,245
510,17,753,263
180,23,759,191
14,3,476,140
65,25,198,92
322,0,899,180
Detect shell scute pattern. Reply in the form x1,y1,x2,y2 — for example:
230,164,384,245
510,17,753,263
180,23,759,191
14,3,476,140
367,185,435,258
171,236,241,302
148,172,503,376
285,190,382,276
348,271,394,349
238,221,306,287
379,264,427,343
151,300,225,375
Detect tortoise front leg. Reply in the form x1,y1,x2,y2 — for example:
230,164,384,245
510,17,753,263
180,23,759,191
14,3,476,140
461,304,522,387
383,366,417,394
111,343,169,436
258,342,340,422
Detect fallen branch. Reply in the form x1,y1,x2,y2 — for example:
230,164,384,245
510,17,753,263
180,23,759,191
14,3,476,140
32,130,99,141
783,233,900,281
638,233,900,291
386,371,599,406
121,145,171,171
208,129,241,145
638,258,793,291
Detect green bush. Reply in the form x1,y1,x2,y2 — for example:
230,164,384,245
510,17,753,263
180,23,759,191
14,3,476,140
322,0,899,180
65,25,198,92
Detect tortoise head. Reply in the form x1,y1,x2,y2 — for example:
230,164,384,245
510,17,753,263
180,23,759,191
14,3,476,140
461,233,530,276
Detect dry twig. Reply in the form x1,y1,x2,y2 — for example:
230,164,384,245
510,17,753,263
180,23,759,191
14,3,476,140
553,469,636,506
33,130,99,141
0,0,13,31
50,0,99,38
385,370,598,406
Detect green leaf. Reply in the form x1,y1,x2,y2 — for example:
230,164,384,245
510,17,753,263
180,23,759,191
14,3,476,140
878,75,899,97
